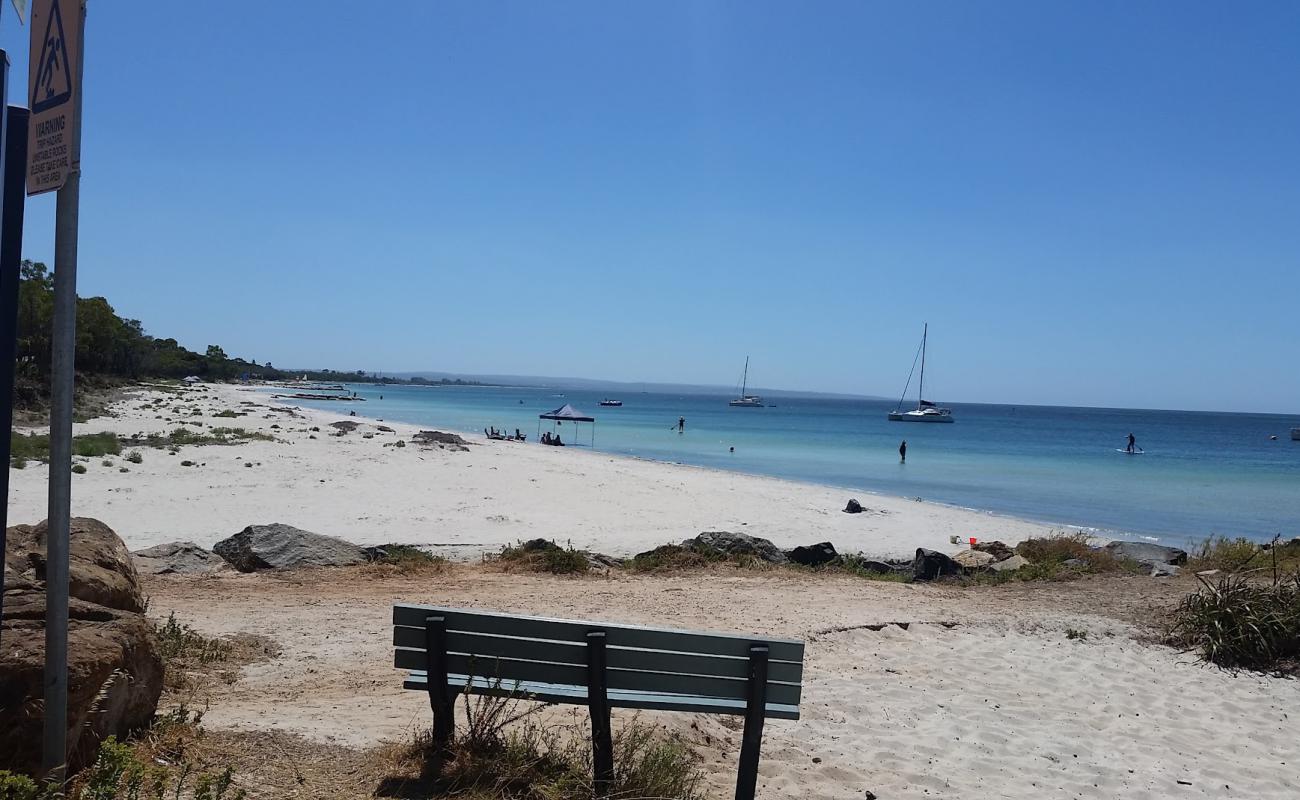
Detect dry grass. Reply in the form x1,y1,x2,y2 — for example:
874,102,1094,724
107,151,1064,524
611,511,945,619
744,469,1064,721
493,540,591,575
154,613,279,694
362,544,450,576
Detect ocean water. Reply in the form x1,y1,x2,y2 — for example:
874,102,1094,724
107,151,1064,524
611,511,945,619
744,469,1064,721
282,384,1300,545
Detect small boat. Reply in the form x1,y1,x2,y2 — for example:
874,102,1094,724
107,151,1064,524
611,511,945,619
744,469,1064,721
729,356,764,407
888,323,954,423
1292,428,1300,441
599,399,623,407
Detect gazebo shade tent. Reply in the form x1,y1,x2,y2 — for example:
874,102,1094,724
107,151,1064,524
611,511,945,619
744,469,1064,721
538,404,596,446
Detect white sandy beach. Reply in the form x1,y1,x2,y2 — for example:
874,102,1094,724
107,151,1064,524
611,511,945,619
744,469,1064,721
7,382,1062,557
10,382,1300,799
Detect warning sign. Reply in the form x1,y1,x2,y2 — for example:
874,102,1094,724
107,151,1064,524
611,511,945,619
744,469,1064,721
27,0,81,196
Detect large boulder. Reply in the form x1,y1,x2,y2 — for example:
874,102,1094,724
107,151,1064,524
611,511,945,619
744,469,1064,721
912,548,961,581
2,521,163,777
6,518,145,613
972,540,1015,562
990,554,1032,572
213,524,367,572
684,531,787,564
787,542,838,567
1104,541,1187,567
843,499,864,514
132,541,230,575
952,549,995,569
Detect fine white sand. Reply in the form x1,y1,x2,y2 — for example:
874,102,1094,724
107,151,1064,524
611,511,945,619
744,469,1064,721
7,382,1064,557
147,568,1300,800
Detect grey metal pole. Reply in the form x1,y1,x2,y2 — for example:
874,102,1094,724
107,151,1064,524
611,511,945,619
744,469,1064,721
42,1,88,782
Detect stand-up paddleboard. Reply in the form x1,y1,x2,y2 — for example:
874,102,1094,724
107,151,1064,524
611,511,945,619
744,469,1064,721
1115,448,1145,454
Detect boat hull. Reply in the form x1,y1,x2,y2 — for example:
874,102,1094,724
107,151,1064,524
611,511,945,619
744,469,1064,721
889,410,954,423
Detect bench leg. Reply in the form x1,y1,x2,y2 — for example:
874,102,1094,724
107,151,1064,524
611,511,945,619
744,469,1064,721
586,630,614,797
425,615,454,749
735,644,769,800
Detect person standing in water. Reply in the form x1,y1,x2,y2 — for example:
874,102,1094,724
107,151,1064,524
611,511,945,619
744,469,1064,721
899,440,907,463
1126,433,1137,453
678,416,686,433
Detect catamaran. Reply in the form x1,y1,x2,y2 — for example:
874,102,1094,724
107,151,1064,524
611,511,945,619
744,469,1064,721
729,356,764,407
888,323,954,423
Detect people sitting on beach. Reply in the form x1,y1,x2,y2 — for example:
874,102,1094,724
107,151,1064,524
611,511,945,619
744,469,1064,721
541,432,551,445
552,433,563,446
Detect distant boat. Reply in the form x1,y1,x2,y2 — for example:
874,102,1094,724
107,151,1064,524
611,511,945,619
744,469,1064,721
729,356,764,407
599,399,623,407
1292,427,1300,441
888,323,954,423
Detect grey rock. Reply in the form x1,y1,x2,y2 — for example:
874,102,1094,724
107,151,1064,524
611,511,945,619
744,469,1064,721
1149,562,1181,577
972,540,1015,562
787,542,838,567
329,420,360,433
213,523,367,572
953,549,995,569
685,531,788,564
847,559,903,575
912,548,961,581
132,541,230,575
1105,541,1188,566
844,499,864,514
990,554,1032,572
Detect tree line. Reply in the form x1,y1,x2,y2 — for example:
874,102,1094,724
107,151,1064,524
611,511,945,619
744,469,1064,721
11,259,476,408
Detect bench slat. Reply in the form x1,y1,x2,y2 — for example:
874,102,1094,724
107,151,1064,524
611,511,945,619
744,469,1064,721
392,627,804,684
393,605,804,663
394,648,802,705
402,672,801,721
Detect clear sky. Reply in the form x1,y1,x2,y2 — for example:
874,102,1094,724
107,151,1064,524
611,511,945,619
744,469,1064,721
3,1,1298,412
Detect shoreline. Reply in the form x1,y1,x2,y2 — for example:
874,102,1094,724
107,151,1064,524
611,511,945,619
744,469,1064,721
271,384,1136,545
6,381,1069,558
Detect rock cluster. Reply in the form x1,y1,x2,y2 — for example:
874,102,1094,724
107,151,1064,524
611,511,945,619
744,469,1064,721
2,519,164,776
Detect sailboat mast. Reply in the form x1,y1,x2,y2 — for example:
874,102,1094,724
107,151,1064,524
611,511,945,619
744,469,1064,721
741,356,749,397
917,324,927,410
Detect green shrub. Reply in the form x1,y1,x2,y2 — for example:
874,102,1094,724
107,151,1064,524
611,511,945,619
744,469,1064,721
1066,628,1088,640
10,431,120,465
180,460,195,467
212,410,240,418
497,540,590,574
1168,572,1300,671
72,432,121,458
628,543,724,572
1188,536,1261,572
71,464,87,474
0,771,45,800
367,544,448,574
11,457,26,470
126,451,143,464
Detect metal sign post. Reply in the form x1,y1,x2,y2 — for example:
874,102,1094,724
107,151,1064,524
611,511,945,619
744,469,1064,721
29,0,85,781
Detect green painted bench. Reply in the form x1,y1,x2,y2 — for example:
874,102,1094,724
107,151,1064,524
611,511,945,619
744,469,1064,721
393,604,805,799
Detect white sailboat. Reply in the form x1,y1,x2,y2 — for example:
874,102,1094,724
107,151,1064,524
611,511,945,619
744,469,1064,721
888,324,954,423
729,356,764,407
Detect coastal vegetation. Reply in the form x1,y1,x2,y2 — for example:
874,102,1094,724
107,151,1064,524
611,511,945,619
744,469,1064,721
389,692,703,800
10,259,480,416
495,540,591,574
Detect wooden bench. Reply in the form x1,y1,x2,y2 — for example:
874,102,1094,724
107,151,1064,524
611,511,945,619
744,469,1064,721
393,604,805,800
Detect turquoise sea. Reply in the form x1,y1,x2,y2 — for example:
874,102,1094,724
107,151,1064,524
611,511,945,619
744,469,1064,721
284,384,1300,546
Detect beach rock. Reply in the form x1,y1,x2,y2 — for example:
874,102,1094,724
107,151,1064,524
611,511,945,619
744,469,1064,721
843,499,864,514
5,518,145,613
413,430,470,451
1,522,163,777
953,549,995,569
787,542,838,567
132,541,230,575
377,425,395,433
212,523,367,572
330,420,360,432
990,554,1032,572
1105,541,1187,567
1149,562,1181,577
685,531,788,564
912,548,961,581
972,540,1015,562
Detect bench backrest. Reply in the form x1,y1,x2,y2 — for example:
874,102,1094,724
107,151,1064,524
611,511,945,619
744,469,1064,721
393,604,804,719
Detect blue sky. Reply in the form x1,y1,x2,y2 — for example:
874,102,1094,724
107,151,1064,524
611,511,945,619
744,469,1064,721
4,2,1298,412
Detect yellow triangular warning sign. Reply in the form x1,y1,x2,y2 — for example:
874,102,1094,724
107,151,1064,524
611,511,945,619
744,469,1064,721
31,0,72,113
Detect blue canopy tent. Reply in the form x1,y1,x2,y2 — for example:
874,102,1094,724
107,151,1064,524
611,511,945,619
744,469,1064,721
538,403,596,446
